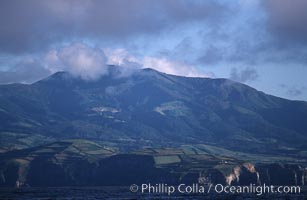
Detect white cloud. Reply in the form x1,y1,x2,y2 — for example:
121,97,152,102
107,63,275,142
104,48,139,66
43,45,212,81
45,43,108,80
143,56,210,77
104,48,211,78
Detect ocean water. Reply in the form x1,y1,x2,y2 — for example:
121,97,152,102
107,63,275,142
0,187,306,200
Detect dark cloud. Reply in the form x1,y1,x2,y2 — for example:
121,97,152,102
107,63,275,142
0,1,69,54
229,67,259,83
259,0,307,64
195,0,307,67
0,0,229,54
287,88,303,97
280,84,306,97
197,45,224,65
263,0,307,45
0,60,52,84
161,1,229,23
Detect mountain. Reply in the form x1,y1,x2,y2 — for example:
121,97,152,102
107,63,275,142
1,66,307,188
0,66,307,156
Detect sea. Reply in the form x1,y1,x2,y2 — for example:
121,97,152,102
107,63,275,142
0,187,306,200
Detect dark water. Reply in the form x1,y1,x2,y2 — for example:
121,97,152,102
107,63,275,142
0,187,306,200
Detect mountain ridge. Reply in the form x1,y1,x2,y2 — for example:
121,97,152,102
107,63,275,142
2,67,306,104
0,66,307,155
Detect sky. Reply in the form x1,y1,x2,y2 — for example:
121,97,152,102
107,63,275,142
0,0,307,101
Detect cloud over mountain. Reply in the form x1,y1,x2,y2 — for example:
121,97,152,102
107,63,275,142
230,68,259,83
0,0,307,100
45,43,108,80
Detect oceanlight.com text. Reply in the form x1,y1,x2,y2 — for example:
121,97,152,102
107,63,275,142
130,183,301,196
